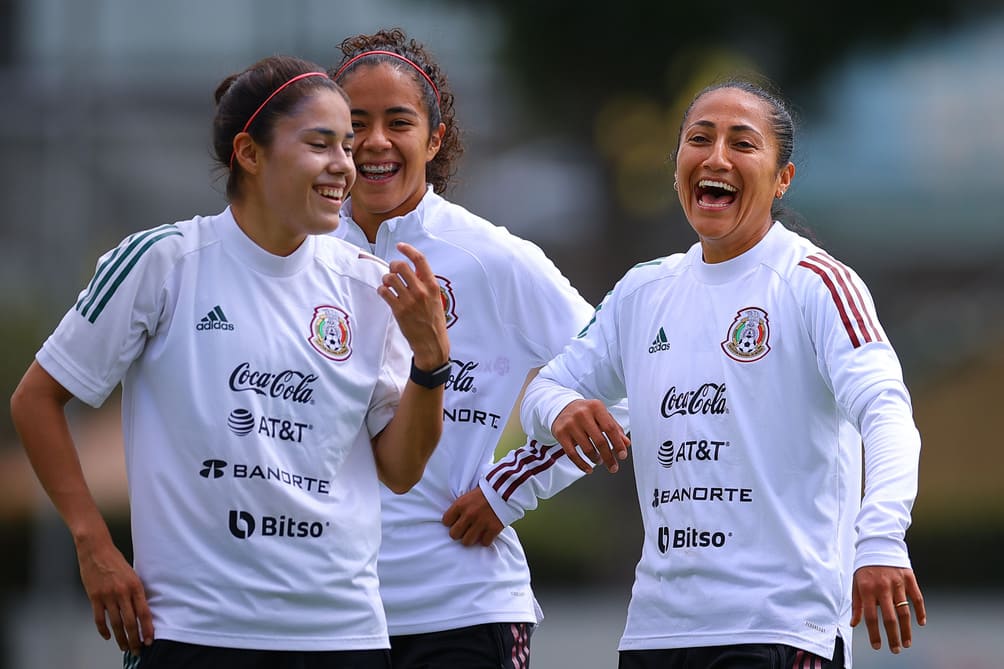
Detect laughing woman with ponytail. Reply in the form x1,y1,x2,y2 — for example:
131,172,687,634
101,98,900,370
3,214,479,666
10,54,449,669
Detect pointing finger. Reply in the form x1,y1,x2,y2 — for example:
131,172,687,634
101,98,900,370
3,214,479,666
395,242,433,279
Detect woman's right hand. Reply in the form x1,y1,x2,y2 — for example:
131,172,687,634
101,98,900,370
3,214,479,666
75,530,154,656
551,399,630,474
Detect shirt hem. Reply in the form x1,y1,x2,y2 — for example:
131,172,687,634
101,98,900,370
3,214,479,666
388,611,539,637
155,627,389,651
618,630,834,660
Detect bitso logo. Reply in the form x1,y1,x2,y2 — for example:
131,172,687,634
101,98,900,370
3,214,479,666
307,305,352,361
228,510,255,538
437,275,458,328
228,509,327,539
649,326,671,353
196,305,234,331
722,307,770,362
657,526,731,553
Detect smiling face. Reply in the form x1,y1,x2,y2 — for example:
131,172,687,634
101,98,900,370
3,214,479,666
338,62,444,240
674,87,794,263
239,89,355,255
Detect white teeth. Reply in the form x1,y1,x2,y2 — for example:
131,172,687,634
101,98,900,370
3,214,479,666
316,187,343,199
698,179,737,192
361,164,397,174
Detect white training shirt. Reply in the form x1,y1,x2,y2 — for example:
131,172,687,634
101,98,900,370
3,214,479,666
521,222,921,664
37,208,412,650
335,189,593,635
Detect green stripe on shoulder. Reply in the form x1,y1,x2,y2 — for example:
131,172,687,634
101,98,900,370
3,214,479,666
632,259,664,269
76,225,182,324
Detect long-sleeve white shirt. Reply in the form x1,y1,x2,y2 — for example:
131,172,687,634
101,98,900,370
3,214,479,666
521,222,920,664
335,189,596,635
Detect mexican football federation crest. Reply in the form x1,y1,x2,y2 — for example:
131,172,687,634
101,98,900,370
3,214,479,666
308,305,352,361
437,275,458,329
722,307,770,362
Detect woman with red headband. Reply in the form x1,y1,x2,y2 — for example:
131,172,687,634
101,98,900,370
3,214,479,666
10,54,449,668
329,28,620,669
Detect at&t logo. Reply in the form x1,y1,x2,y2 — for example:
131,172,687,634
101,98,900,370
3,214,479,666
227,408,311,443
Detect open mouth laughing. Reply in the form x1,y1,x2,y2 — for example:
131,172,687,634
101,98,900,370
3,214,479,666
695,179,737,209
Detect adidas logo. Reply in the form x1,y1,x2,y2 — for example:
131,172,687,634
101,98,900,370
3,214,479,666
196,305,234,331
648,326,670,353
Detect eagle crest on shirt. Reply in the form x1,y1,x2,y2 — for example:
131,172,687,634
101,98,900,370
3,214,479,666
308,305,353,361
722,307,770,362
437,275,458,328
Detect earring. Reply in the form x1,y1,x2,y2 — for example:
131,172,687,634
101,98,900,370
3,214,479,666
673,179,679,192
776,189,785,199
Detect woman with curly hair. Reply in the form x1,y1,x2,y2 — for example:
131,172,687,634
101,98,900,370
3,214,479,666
329,28,611,669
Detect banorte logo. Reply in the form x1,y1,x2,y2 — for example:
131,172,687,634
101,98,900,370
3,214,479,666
200,459,226,479
228,509,328,539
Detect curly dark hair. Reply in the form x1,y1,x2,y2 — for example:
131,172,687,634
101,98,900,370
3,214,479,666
331,28,463,194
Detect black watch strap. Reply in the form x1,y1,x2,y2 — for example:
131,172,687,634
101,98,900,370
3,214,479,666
410,358,451,389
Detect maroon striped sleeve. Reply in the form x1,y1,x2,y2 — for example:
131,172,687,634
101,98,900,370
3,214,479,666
499,447,565,501
798,253,881,348
487,442,565,501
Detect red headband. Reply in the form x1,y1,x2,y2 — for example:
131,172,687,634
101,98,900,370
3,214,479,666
229,71,329,169
333,50,441,105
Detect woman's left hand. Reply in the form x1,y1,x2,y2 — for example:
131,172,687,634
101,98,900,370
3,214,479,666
378,242,450,369
852,565,926,654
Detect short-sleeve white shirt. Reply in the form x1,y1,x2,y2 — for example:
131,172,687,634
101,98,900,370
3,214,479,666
37,208,410,650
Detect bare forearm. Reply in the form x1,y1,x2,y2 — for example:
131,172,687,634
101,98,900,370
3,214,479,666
373,381,444,493
13,362,153,651
11,362,110,543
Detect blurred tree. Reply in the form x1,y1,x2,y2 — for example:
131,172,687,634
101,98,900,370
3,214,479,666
435,0,999,257
446,0,992,131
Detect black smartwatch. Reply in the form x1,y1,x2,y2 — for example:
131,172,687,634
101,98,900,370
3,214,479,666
409,357,452,389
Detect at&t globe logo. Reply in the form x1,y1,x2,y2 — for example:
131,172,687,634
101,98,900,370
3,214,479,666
228,409,255,436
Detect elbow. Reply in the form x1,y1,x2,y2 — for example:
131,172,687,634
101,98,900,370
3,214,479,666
384,478,418,495
382,464,427,495
10,378,31,434
381,434,441,495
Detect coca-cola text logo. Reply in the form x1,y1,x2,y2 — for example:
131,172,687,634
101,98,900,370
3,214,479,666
229,362,317,404
660,383,727,418
446,359,478,393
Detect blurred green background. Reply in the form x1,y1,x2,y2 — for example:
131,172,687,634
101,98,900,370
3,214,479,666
1,1,1002,667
